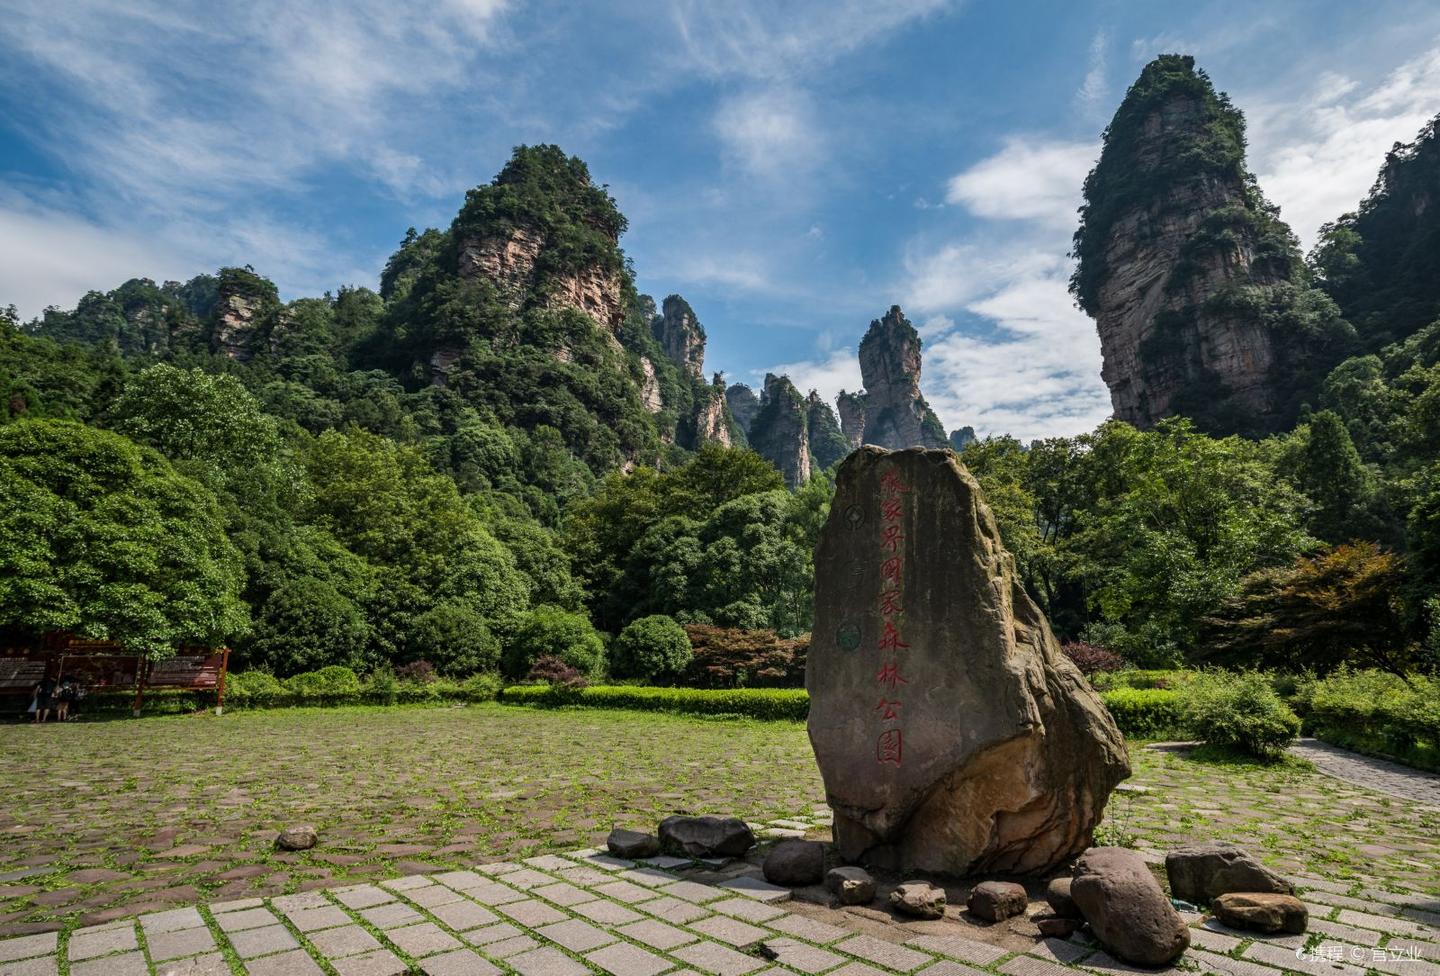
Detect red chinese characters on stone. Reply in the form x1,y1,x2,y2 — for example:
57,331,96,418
876,728,903,766
873,466,912,767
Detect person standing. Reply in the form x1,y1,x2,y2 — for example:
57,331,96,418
31,674,55,724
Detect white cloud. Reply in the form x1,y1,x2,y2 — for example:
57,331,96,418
763,349,864,407
0,205,194,318
1076,29,1110,113
713,87,823,179
944,138,1097,228
1249,44,1440,248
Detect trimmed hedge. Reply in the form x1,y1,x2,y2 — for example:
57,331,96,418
225,670,502,710
499,682,1185,736
500,684,809,721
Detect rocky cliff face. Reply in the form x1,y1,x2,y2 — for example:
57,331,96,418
807,391,850,471
726,383,761,437
457,224,626,334
748,373,811,489
652,295,706,379
210,269,279,361
948,426,977,452
848,306,948,450
1073,55,1352,436
691,375,732,447
638,356,664,413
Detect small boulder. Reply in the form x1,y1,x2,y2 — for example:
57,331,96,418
1071,847,1190,967
1036,915,1082,939
891,880,947,919
826,866,875,905
763,840,825,887
658,816,755,858
1045,877,1080,918
968,881,1028,922
1165,842,1292,903
275,825,317,851
1213,893,1308,934
608,828,660,860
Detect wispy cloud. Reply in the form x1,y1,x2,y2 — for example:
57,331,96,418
1076,29,1110,113
713,87,824,179
1248,43,1440,248
944,137,1097,228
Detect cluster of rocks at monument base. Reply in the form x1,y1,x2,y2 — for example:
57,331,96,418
807,446,1131,876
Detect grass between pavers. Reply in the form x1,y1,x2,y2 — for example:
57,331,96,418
3,701,1439,938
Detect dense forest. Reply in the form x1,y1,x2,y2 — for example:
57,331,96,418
4,65,1440,683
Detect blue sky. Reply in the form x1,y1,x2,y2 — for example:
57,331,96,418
3,1,1440,440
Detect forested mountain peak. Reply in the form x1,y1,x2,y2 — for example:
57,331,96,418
1073,54,1353,437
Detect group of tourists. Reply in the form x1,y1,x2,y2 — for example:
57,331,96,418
29,674,84,723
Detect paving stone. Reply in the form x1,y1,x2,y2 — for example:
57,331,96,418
596,881,661,904
429,900,500,932
67,923,138,960
333,885,395,909
0,957,57,976
466,881,532,906
153,952,230,976
823,964,888,976
1309,919,1384,946
690,916,770,948
640,857,692,871
572,900,645,926
710,900,789,925
145,925,217,961
381,875,435,892
1001,958,1081,976
760,938,846,974
660,882,729,905
1336,909,1428,935
216,907,279,933
570,853,634,872
388,922,463,958
482,935,541,959
509,946,591,976
915,963,991,976
1032,937,1090,965
359,902,424,929
1181,949,1280,976
420,948,502,976
533,918,617,953
408,884,468,909
637,896,713,924
228,924,301,959
532,882,595,907
556,867,617,887
588,940,676,976
622,870,682,889
498,898,570,927
140,907,206,935
833,935,932,972
273,892,331,913
672,940,766,976
499,869,557,890
287,905,352,932
1079,950,1191,976
330,948,408,976
72,951,148,976
904,935,1012,966
307,925,383,959
1185,927,1244,954
718,878,791,903
523,856,578,872
0,933,57,963
767,916,848,946
618,919,700,950
434,871,488,891
476,862,524,876
210,898,265,913
464,923,526,947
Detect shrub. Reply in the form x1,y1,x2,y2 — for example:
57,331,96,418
1306,668,1439,769
500,684,809,721
365,667,399,705
460,672,503,701
285,665,362,699
1099,687,1186,738
226,671,286,707
612,615,693,681
526,654,588,688
1177,670,1300,760
503,606,605,679
1062,642,1124,675
405,602,501,676
1092,669,1192,691
682,625,807,688
396,660,438,684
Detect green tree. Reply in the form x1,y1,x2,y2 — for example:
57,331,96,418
611,615,692,681
503,605,605,679
1291,410,1373,542
0,420,248,656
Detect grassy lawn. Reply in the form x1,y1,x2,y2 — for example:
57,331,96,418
1,703,1437,935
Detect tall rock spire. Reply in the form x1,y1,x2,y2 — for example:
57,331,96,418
848,305,949,451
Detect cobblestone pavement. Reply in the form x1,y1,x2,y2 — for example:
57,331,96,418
1288,739,1440,808
1,837,1436,976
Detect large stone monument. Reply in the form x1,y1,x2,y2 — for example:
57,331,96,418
808,447,1130,875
